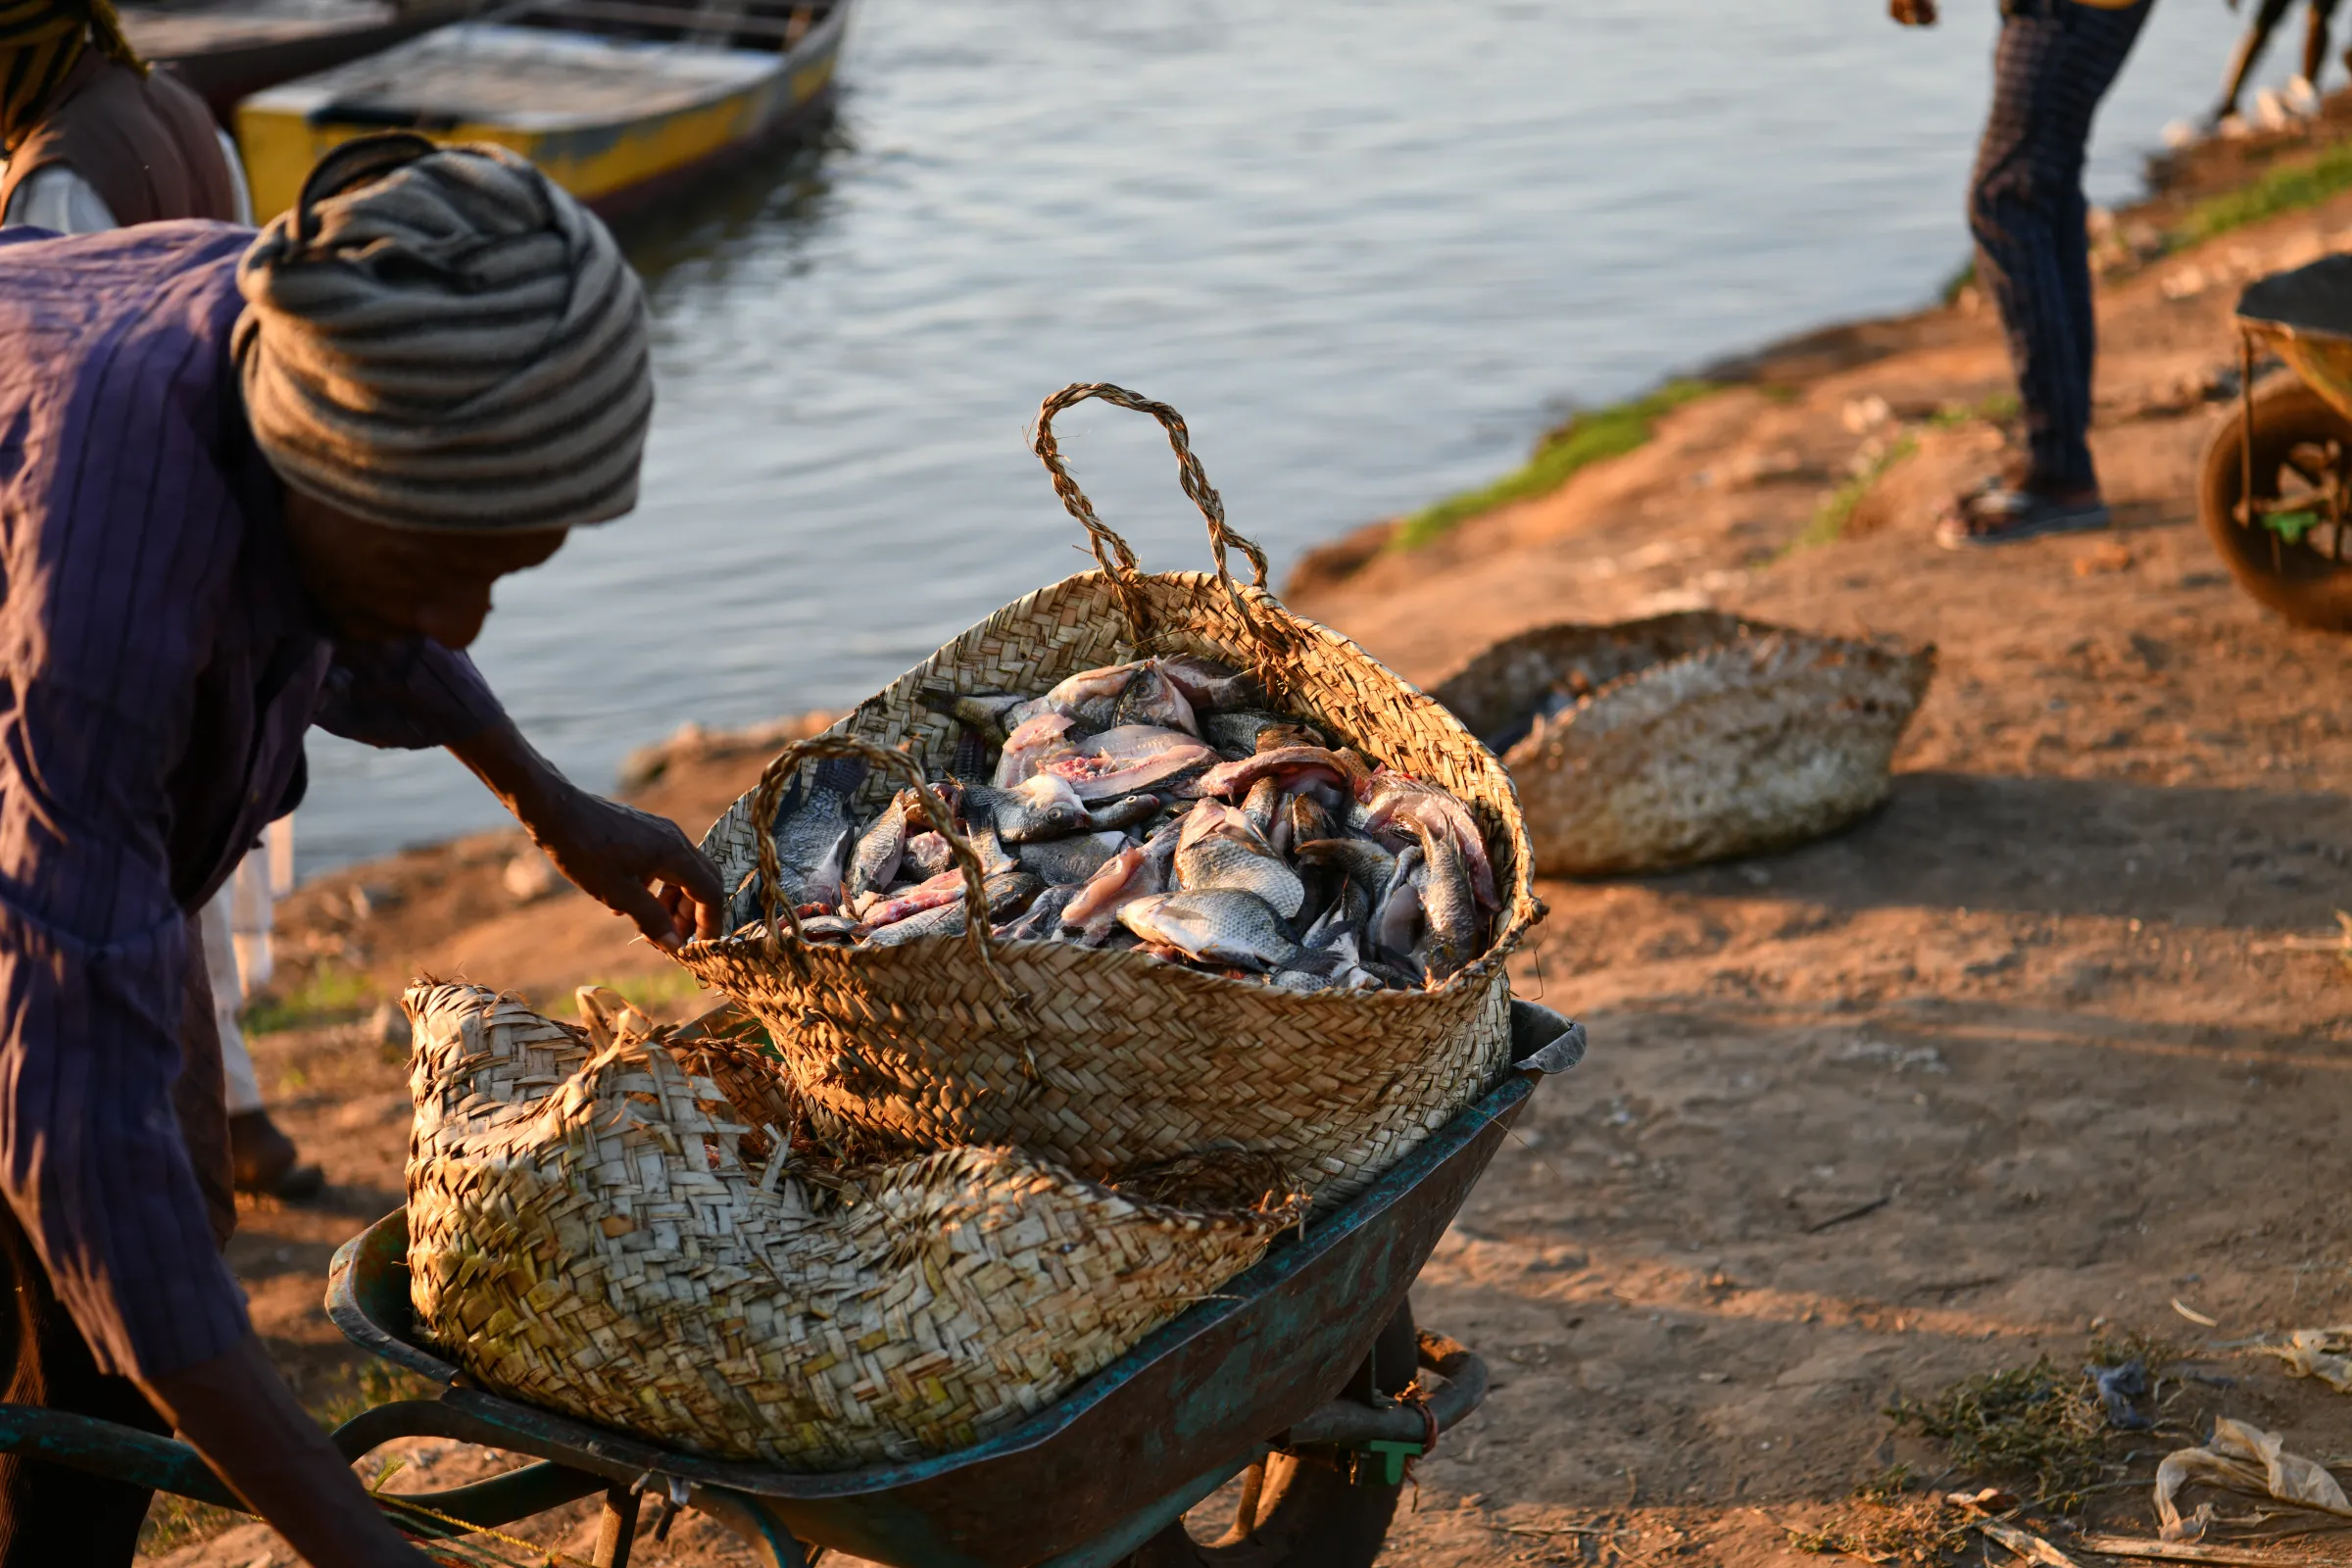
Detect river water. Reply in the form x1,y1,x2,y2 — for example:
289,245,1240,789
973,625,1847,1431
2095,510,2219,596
302,0,2276,874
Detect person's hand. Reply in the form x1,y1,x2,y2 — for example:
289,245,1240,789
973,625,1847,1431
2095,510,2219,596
522,788,726,950
1889,0,1937,24
146,1334,439,1568
450,718,726,949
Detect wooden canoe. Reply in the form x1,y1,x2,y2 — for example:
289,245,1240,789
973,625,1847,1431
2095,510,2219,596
122,0,473,124
233,0,849,219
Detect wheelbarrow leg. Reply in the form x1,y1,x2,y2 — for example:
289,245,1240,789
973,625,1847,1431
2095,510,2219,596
594,1483,641,1568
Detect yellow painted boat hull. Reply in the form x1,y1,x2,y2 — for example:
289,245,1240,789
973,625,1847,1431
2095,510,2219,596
234,1,847,219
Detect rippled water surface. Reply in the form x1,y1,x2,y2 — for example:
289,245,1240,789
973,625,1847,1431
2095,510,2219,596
303,0,2273,873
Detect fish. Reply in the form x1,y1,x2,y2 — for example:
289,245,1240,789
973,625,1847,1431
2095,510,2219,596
915,686,1028,746
1200,709,1320,756
857,872,967,932
1372,845,1424,972
904,830,954,879
1110,662,1199,734
845,789,916,906
1154,654,1257,712
1277,792,1338,858
1083,793,1162,832
727,756,864,930
947,725,995,783
1404,818,1480,983
1191,746,1359,802
732,910,860,943
1061,818,1183,938
1291,837,1397,905
1174,803,1304,918
961,772,1093,843
993,712,1081,786
997,883,1080,941
1118,890,1302,972
1300,880,1370,960
1044,733,1218,802
1009,662,1149,730
1016,829,1130,887
862,871,1042,947
1241,775,1283,838
1353,768,1498,909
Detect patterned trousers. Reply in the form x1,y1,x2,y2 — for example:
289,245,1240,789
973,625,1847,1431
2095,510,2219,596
1969,0,2155,492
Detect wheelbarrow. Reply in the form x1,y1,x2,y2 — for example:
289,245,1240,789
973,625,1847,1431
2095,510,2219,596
2202,252,2352,630
0,1001,1584,1568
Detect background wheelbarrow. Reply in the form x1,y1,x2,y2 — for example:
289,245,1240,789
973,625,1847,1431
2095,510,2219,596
2203,253,2352,630
0,1001,1584,1568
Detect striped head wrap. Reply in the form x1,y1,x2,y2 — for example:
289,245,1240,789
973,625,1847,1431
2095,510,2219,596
0,0,145,151
232,132,654,532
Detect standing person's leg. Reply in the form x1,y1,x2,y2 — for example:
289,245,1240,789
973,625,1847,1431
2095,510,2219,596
0,1201,175,1566
2308,0,2344,87
2220,0,2297,119
1948,0,2152,546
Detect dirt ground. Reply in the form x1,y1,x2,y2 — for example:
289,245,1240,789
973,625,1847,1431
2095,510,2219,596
144,141,2352,1567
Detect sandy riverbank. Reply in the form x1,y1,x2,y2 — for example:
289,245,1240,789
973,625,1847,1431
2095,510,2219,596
146,117,2352,1567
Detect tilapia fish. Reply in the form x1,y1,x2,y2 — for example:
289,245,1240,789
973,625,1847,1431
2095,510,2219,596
1017,829,1130,887
1062,818,1183,938
1174,802,1304,918
863,871,1041,947
1155,655,1257,712
1044,725,1217,802
1404,817,1481,983
994,712,1079,786
1117,889,1302,972
727,756,865,929
916,685,1027,746
1193,746,1361,801
962,772,1092,843
1354,768,1498,910
1201,708,1321,756
845,788,916,905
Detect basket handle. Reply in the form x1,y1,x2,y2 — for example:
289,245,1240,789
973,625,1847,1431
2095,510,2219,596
1030,383,1297,682
748,735,1021,1012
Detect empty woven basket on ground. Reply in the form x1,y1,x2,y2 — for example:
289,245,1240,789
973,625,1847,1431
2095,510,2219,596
677,384,1544,1202
1431,611,1933,877
404,981,1298,1470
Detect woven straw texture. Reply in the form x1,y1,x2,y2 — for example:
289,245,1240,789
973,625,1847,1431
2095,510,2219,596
676,385,1543,1202
404,982,1297,1470
1432,612,1934,877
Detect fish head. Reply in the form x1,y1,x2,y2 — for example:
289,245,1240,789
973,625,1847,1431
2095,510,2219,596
1111,663,1199,735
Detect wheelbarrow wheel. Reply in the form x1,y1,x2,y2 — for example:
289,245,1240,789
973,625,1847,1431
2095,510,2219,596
1127,1301,1418,1568
2200,374,2352,630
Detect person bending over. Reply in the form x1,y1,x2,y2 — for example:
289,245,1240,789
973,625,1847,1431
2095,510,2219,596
0,132,724,1566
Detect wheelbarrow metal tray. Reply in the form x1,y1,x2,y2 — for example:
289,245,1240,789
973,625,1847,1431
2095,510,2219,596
328,1003,1580,1567
2238,253,2352,425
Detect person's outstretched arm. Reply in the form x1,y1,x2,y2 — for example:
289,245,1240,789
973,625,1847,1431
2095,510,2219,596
146,1336,434,1568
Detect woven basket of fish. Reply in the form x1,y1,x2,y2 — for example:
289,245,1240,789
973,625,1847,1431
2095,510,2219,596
1430,611,1934,877
677,383,1544,1202
404,981,1301,1471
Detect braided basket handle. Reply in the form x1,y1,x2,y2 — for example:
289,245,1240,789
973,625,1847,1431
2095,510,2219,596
1030,384,1292,674
748,735,1018,1008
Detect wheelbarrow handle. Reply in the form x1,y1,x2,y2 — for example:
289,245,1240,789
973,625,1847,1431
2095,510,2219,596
1280,1331,1491,1448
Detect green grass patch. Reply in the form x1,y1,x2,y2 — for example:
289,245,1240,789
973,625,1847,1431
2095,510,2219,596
242,961,374,1035
1791,434,1917,553
2176,137,2352,245
1391,379,1716,551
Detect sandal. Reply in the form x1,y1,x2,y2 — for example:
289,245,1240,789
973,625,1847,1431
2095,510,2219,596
1936,481,2110,549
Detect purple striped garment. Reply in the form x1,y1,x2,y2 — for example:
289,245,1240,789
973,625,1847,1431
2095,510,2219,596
0,221,507,1379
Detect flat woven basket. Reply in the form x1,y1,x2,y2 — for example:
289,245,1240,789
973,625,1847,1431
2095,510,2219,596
677,384,1544,1201
404,982,1298,1471
1431,612,1933,877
